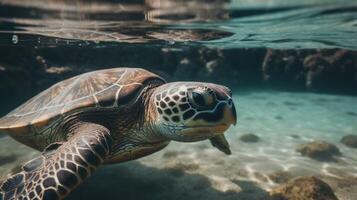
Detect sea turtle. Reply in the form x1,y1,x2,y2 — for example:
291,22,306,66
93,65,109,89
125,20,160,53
0,67,236,200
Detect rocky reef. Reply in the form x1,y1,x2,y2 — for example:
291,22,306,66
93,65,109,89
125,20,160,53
262,49,357,93
1,45,356,114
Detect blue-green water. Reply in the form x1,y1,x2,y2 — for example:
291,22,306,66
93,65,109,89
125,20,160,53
0,0,357,200
1,91,356,199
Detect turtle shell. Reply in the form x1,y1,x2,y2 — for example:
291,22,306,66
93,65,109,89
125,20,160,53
0,68,165,135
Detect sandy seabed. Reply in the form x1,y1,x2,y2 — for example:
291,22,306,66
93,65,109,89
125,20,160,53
1,90,356,200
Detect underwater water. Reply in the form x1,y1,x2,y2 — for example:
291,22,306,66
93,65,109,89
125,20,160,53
0,0,357,200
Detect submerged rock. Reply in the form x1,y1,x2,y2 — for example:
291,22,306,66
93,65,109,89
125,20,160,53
346,111,357,116
289,135,300,139
262,49,307,88
270,176,338,200
274,116,283,120
340,135,357,148
239,133,260,143
296,140,341,161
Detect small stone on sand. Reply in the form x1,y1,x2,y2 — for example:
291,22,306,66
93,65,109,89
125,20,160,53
270,176,338,200
290,135,300,139
296,140,341,161
340,135,357,148
239,133,260,143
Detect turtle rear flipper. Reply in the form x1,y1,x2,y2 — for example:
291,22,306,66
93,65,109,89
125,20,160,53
0,123,112,200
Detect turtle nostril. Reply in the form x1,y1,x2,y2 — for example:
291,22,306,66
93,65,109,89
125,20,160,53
227,99,233,106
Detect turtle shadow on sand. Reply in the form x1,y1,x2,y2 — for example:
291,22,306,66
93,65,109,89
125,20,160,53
68,161,270,200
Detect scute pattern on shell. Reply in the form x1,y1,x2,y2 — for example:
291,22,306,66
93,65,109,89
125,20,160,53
0,68,165,134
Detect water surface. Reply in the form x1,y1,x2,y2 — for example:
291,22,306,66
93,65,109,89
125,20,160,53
0,0,356,49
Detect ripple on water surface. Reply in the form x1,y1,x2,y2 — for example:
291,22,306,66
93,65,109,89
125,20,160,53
0,0,356,49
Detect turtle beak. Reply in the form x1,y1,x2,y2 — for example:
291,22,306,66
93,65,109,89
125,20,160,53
210,84,237,126
208,97,237,135
230,99,237,126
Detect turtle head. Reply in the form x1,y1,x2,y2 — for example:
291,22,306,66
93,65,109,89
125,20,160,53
150,82,237,142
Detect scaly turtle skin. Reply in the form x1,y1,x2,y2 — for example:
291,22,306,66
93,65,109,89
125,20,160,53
0,67,237,200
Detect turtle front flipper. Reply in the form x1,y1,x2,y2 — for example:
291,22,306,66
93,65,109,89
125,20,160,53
210,135,231,155
0,123,112,200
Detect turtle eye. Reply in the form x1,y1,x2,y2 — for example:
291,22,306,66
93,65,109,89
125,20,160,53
192,91,205,107
188,88,215,109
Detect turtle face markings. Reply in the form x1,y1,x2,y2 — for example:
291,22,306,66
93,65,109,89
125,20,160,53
152,83,237,142
155,87,189,124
